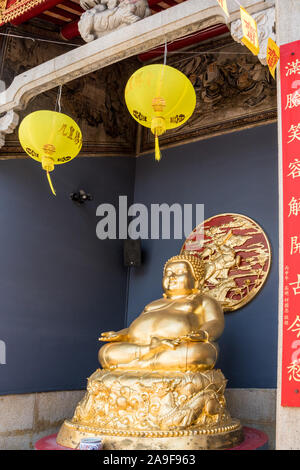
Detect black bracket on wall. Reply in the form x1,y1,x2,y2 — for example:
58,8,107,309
70,189,93,204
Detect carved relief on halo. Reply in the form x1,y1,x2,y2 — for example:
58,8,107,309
181,213,271,312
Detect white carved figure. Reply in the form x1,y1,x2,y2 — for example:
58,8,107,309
78,0,151,43
230,7,275,66
0,110,19,149
80,0,117,12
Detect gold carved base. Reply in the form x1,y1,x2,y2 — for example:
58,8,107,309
57,368,243,450
57,419,243,450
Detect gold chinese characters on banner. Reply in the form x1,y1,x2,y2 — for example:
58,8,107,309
240,7,260,56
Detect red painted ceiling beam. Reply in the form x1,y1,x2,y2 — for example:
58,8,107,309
60,19,79,40
50,5,79,21
160,0,178,6
138,23,229,62
38,11,66,25
10,0,68,25
148,0,186,6
8,0,183,28
150,6,161,12
61,0,84,14
147,0,185,14
148,0,172,5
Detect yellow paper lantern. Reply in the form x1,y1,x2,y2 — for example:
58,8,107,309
125,64,196,161
18,110,82,196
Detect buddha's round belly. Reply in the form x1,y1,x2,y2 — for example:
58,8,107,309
128,311,197,344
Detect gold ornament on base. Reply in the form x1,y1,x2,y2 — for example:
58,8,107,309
57,250,244,450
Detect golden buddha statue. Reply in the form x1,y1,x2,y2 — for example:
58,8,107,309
99,253,223,372
57,252,242,450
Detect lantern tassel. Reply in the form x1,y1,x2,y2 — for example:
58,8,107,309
46,170,56,196
155,134,161,162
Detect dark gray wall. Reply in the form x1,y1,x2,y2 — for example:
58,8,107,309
0,156,135,394
128,123,278,389
0,123,279,394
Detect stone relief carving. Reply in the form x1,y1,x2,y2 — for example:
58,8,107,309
78,0,151,43
0,25,277,157
0,25,138,156
80,0,117,11
0,110,19,148
230,7,275,66
0,81,16,148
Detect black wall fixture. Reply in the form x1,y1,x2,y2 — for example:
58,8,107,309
70,189,93,204
123,239,142,267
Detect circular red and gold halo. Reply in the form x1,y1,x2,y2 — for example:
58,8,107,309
181,213,271,312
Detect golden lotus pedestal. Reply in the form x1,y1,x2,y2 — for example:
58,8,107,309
57,368,243,450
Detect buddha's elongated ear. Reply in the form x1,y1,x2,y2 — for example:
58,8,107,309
194,277,204,290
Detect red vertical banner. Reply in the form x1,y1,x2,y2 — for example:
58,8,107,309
280,40,300,406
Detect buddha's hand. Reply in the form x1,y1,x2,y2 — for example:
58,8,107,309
159,338,182,349
140,337,181,360
179,331,209,342
151,337,181,351
99,331,125,342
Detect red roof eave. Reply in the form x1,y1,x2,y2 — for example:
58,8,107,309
0,0,187,27
0,0,66,26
